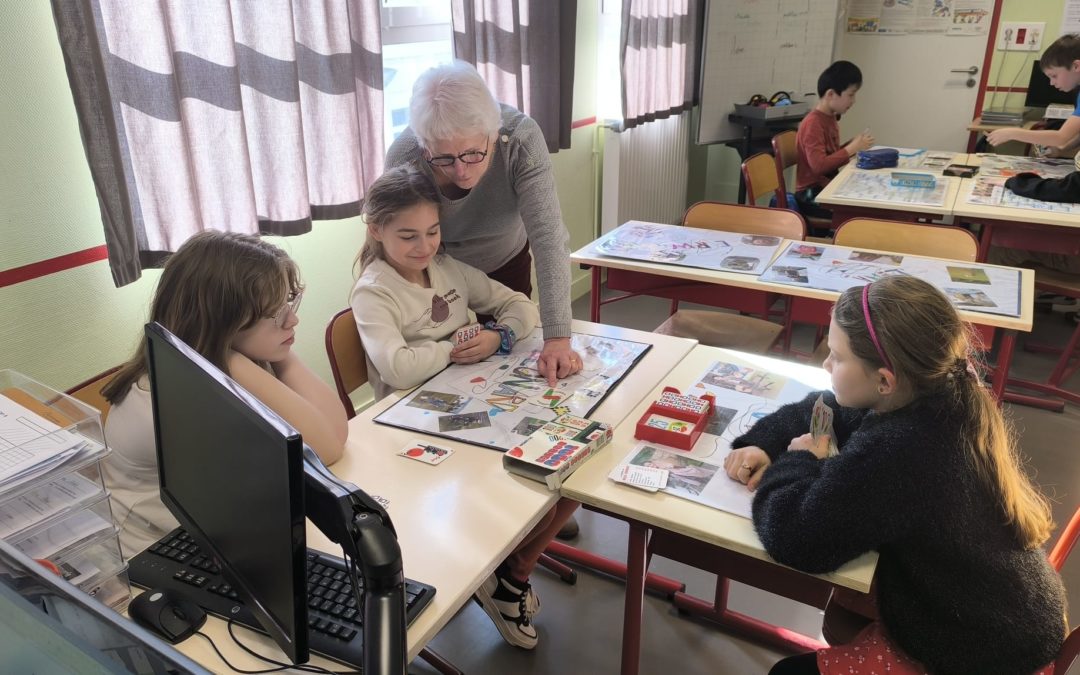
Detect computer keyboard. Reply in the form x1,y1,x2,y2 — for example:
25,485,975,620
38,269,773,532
128,528,435,668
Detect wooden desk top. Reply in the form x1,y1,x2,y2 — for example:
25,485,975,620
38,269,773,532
170,320,696,670
951,179,1080,228
572,239,1035,332
561,345,878,593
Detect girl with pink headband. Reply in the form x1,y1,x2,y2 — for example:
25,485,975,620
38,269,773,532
724,276,1063,675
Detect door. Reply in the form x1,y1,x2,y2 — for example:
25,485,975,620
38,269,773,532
833,30,989,152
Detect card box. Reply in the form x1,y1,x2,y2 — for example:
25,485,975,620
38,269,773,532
503,414,612,490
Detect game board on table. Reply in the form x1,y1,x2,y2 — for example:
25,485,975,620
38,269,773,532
611,353,819,518
831,171,949,207
374,332,650,451
760,241,1021,317
590,220,783,275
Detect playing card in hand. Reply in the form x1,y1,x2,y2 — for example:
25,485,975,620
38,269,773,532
811,394,840,457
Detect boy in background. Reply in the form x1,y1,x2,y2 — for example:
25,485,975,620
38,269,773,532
795,60,875,220
988,34,1080,166
987,34,1080,310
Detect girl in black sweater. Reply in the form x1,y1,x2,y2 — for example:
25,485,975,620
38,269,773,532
724,276,1065,675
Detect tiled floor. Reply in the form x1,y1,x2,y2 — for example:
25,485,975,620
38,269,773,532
410,290,1080,675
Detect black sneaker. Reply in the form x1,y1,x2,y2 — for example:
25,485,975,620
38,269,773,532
474,571,539,649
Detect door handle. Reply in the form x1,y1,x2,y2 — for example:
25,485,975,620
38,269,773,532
951,66,979,75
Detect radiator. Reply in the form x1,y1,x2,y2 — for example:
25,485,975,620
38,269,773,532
600,111,690,235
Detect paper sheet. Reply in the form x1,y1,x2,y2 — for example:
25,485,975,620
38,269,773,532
591,221,783,275
761,241,1022,317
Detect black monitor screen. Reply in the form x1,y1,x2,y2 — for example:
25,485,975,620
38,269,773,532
1025,60,1078,107
145,322,308,663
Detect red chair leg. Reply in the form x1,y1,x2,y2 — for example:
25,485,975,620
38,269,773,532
1006,320,1080,408
537,552,577,584
418,647,463,675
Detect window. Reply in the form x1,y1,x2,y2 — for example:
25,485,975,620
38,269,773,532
380,2,453,147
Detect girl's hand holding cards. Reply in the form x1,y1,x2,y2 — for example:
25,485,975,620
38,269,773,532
788,432,832,460
449,327,501,364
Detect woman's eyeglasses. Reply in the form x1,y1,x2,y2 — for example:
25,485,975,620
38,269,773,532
271,290,304,328
426,140,490,167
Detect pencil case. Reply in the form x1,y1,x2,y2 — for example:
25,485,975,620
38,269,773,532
890,172,936,189
856,148,899,170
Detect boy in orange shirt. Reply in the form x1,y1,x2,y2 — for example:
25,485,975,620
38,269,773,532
795,61,875,220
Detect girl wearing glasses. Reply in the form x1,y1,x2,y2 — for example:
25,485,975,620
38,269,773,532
102,231,347,558
385,61,582,388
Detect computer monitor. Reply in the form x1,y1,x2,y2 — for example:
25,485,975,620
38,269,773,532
1025,60,1078,107
144,322,309,664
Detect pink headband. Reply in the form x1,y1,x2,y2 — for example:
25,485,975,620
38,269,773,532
861,284,893,372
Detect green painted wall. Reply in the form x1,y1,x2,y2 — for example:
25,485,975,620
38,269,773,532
986,0,1067,111
0,2,600,396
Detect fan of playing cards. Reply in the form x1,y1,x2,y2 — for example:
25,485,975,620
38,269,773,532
811,394,840,457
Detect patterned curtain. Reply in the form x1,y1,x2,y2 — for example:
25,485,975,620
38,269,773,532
621,0,703,130
451,0,577,153
51,1,384,286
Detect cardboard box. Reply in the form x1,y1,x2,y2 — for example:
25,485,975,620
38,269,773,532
503,414,612,490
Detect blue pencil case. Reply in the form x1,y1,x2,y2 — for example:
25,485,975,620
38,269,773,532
856,148,899,170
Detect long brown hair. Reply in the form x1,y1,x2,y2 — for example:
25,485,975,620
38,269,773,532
834,276,1053,549
355,164,441,275
103,231,301,404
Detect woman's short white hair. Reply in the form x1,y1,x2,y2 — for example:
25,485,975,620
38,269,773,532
409,61,502,149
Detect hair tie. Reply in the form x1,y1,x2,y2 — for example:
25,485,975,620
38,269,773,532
861,284,894,372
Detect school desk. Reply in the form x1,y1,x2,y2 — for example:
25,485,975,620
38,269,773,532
813,155,969,228
571,238,1035,402
560,344,876,675
164,320,696,672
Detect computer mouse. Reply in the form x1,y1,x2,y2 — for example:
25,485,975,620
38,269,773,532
128,589,207,644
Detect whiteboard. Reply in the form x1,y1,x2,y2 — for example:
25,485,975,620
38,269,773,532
696,0,842,145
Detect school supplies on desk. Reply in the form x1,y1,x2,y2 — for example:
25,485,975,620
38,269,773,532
634,387,715,451
943,164,979,178
503,414,612,490
855,147,898,170
890,172,936,189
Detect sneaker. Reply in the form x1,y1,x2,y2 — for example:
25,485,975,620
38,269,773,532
555,515,580,540
1053,299,1079,314
474,572,539,649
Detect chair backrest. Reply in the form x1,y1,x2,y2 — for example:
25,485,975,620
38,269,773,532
771,131,798,209
682,201,805,241
834,218,979,262
66,366,122,425
325,308,367,419
741,152,782,207
1055,624,1080,674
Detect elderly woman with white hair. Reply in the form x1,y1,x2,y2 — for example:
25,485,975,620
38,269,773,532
385,61,582,386
384,61,583,650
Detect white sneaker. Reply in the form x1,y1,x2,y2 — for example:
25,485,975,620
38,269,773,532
473,572,539,649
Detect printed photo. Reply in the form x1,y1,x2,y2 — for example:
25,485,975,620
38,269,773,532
629,445,719,498
786,244,824,261
511,416,547,436
766,265,810,284
407,390,469,414
438,411,492,432
721,255,760,272
946,266,990,285
701,405,738,437
742,235,781,247
850,250,903,265
700,361,785,399
944,287,997,308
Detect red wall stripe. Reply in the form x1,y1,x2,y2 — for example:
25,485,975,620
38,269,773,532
0,245,109,289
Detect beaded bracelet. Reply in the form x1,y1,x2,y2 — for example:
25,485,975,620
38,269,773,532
483,321,516,355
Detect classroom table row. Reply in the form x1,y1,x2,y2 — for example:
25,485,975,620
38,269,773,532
815,151,1080,262
165,320,874,675
571,236,1036,404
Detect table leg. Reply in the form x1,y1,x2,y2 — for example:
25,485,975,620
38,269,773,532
991,329,1016,402
621,522,649,675
591,266,602,322
976,221,993,262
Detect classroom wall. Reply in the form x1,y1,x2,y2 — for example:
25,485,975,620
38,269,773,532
986,0,1068,111
0,2,600,395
